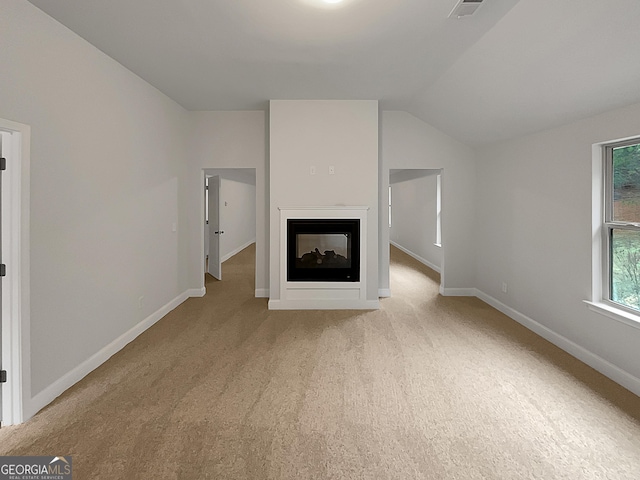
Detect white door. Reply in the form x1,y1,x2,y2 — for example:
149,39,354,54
207,176,222,280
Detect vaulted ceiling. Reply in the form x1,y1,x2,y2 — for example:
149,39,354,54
27,0,640,145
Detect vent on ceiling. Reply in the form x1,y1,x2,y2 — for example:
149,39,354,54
449,0,484,18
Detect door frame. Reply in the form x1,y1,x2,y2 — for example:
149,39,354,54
382,167,445,297
199,168,258,294
0,118,30,426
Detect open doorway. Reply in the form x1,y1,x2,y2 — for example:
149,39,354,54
388,168,443,287
0,118,30,426
203,168,257,284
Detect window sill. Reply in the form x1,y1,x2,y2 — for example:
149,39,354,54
584,300,640,330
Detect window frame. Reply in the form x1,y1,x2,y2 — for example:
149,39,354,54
601,137,640,317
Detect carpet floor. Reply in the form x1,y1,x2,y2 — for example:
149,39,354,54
1,244,639,479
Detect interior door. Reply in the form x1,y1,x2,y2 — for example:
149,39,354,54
207,175,222,280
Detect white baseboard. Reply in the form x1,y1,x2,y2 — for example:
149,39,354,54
221,239,256,263
390,241,441,273
441,287,476,296
378,288,391,298
187,287,206,298
25,290,192,420
255,288,269,298
23,280,640,423
475,289,640,398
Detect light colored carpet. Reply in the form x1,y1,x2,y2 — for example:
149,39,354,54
1,244,639,479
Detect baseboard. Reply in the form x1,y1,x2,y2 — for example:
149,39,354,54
441,287,476,296
475,289,640,398
25,290,192,420
187,287,206,298
221,238,256,263
255,288,269,298
390,241,441,273
378,288,391,298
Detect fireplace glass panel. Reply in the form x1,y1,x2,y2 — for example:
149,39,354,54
287,219,359,282
296,234,350,264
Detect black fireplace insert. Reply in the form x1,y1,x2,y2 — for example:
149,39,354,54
287,219,360,282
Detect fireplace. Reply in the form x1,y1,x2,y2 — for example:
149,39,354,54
272,206,374,310
287,219,360,282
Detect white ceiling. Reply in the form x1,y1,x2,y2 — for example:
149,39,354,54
26,0,640,145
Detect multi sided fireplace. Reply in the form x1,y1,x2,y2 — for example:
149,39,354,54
287,219,360,282
272,206,373,310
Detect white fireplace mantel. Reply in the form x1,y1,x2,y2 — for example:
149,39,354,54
268,206,378,310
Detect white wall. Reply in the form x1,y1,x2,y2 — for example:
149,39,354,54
9,0,637,422
188,112,267,295
220,178,256,261
269,100,379,302
0,0,189,411
380,111,477,295
390,170,441,272
475,101,640,389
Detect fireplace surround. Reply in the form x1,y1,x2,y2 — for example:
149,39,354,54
271,206,374,310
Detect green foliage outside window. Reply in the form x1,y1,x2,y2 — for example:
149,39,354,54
613,143,640,191
612,230,640,309
611,143,640,311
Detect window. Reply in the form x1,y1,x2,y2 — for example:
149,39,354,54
604,139,640,313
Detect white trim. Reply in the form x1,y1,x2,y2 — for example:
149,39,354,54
378,288,391,298
278,205,370,212
275,206,371,310
583,300,640,331
220,238,256,263
255,289,269,298
199,170,206,294
440,287,476,296
0,119,30,426
187,287,206,298
590,143,606,306
390,240,441,273
25,289,192,420
476,290,640,398
435,173,442,246
268,299,380,310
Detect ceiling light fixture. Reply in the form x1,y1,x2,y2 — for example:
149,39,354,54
301,0,348,9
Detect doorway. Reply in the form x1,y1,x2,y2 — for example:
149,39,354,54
203,168,257,285
0,118,30,426
388,168,443,289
